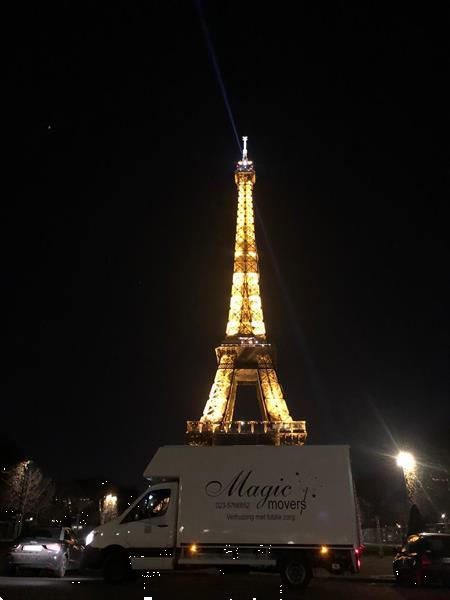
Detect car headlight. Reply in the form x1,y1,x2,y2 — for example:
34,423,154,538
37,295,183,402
85,530,96,545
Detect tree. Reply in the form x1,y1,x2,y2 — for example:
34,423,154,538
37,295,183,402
1,460,54,532
407,504,426,536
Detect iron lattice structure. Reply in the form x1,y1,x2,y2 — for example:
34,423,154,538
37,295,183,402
186,138,306,446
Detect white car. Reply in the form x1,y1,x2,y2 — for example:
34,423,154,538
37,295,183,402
8,526,84,577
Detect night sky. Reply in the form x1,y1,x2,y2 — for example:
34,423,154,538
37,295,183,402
3,2,449,487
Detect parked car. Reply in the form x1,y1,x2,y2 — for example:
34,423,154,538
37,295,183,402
393,532,450,586
7,526,85,577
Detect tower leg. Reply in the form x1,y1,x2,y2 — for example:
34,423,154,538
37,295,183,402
200,353,235,424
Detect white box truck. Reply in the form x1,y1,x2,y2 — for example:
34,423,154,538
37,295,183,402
83,445,361,589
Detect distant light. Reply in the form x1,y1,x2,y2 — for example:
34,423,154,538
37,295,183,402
396,451,416,471
442,513,446,520
189,544,198,554
320,545,329,555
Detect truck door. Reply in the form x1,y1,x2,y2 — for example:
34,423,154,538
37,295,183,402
121,482,178,571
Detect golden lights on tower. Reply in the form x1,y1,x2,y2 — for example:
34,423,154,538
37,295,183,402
188,137,306,446
225,153,265,339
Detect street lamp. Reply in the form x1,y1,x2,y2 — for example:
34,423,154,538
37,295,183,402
100,493,118,524
396,451,416,473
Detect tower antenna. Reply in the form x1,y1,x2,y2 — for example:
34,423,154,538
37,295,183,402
242,136,248,163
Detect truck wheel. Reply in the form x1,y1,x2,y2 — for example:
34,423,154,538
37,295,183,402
102,549,131,584
280,556,311,589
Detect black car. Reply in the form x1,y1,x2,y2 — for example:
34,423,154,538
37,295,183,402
8,526,85,577
393,532,450,586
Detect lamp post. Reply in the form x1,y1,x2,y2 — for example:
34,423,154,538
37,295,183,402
396,451,416,536
17,460,31,538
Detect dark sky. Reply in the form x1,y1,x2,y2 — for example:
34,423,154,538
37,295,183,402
3,2,449,486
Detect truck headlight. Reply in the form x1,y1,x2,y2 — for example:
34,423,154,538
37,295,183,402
85,530,95,546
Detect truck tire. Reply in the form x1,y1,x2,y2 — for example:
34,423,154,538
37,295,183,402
102,549,131,584
280,555,311,590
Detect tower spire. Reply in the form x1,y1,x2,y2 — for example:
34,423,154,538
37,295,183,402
242,135,248,163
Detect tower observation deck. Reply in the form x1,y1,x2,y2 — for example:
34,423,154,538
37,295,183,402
186,138,307,446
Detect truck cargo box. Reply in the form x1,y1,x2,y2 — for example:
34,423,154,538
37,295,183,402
143,445,360,548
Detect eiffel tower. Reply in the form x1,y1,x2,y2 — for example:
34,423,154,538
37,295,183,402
186,138,307,446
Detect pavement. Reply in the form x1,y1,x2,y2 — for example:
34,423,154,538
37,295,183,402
358,554,396,581
0,570,449,600
4,548,447,600
0,552,448,600
322,553,395,582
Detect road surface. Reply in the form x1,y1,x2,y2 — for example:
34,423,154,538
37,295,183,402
1,571,449,600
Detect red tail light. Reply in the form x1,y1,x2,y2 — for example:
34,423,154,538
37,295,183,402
421,553,432,567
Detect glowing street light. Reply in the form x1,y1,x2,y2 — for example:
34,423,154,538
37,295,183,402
396,451,416,473
100,493,118,524
104,493,117,505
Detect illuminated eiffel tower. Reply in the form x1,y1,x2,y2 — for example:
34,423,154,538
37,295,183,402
186,138,307,446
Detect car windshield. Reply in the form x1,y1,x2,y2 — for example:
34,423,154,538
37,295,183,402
28,528,61,539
